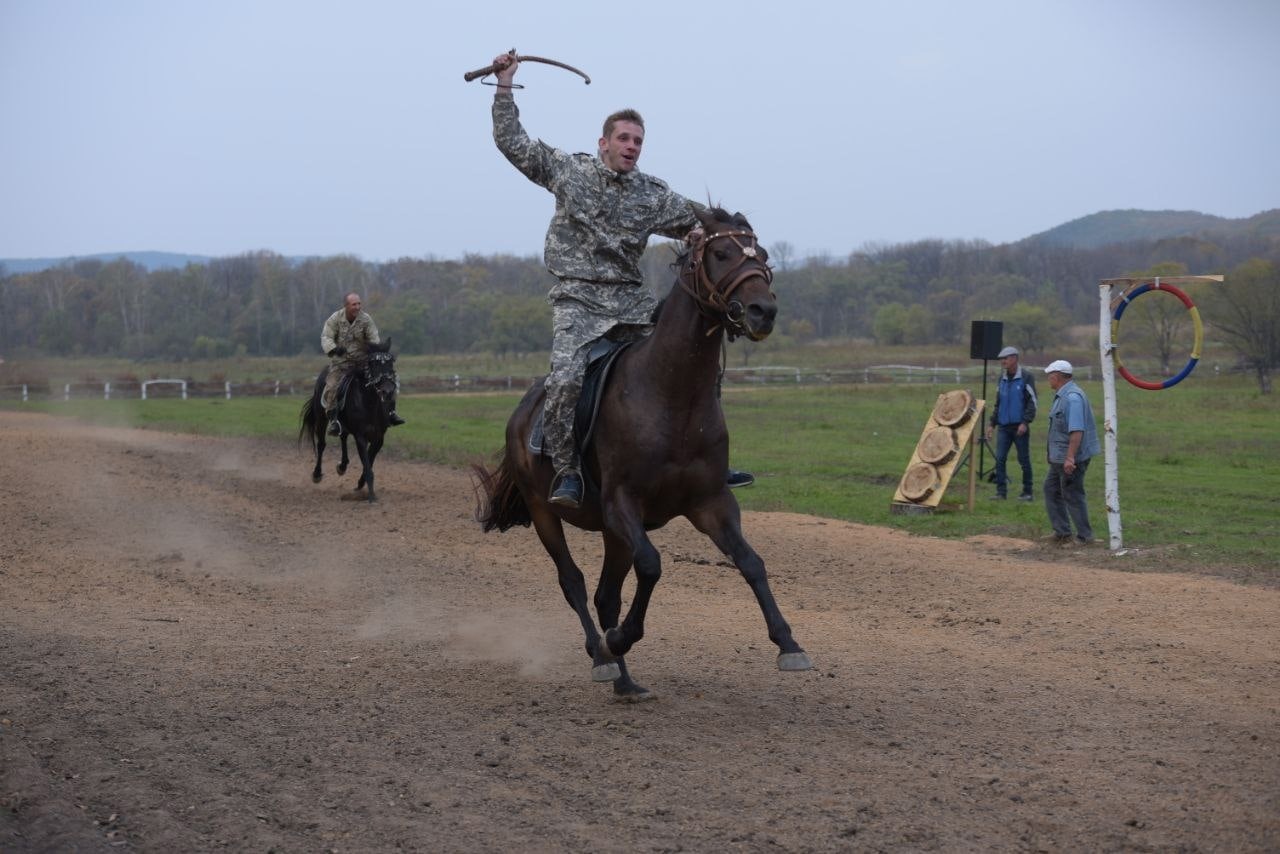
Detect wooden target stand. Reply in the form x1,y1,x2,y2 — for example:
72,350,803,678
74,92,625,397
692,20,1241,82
891,389,986,515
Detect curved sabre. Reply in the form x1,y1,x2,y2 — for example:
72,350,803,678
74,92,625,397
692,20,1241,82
463,53,591,85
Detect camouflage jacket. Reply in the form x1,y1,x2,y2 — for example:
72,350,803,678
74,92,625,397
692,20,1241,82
321,310,380,366
492,94,699,287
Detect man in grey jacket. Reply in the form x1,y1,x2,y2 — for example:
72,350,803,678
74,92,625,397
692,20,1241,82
1043,360,1100,545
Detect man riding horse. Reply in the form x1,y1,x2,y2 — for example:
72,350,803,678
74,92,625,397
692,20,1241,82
320,292,405,436
488,51,752,508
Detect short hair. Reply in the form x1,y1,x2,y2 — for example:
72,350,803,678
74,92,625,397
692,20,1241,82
602,109,644,140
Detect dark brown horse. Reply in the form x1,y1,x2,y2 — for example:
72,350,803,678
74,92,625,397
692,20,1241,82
473,207,811,699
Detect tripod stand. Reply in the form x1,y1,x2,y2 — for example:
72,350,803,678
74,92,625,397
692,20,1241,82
977,358,997,482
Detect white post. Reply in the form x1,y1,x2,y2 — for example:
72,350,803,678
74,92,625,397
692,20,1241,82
22,384,28,402
64,383,71,401
225,381,232,400
1099,281,1122,550
104,382,111,400
181,381,188,400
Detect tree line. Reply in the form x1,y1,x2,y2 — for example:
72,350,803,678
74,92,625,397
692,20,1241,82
2,227,1277,391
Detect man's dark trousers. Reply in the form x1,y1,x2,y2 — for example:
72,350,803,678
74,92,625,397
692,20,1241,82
994,423,1033,498
1044,458,1093,541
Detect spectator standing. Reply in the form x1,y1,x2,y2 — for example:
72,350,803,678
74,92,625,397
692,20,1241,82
985,345,1037,500
1042,360,1100,545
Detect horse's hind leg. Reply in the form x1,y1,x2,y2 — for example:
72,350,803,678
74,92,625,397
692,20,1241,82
529,506,613,681
689,497,811,672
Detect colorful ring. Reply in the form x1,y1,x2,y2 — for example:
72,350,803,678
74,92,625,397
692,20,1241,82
1110,282,1203,390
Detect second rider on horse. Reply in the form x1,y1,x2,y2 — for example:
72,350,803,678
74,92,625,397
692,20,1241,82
320,292,406,436
487,51,752,508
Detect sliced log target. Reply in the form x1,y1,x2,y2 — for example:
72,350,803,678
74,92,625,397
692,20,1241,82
918,426,958,464
900,462,940,502
932,389,973,426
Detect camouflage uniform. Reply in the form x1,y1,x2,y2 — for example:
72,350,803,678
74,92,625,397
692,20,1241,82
492,93,698,474
320,309,380,414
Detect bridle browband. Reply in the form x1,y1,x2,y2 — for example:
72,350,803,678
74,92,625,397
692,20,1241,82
678,228,775,338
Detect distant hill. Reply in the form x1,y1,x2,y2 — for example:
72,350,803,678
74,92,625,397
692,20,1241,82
0,251,212,275
1022,208,1280,250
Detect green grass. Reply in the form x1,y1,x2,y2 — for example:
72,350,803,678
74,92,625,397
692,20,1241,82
7,372,1277,580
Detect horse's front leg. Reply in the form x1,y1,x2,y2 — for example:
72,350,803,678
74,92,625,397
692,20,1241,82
689,495,811,671
352,433,375,501
312,429,326,483
598,499,663,669
594,529,650,700
336,432,350,476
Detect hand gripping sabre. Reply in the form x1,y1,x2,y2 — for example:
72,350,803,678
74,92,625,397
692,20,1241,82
463,50,591,85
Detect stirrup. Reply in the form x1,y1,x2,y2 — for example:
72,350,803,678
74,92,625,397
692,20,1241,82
327,417,342,437
549,469,583,508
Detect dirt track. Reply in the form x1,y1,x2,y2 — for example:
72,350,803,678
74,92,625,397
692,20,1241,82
2,410,1277,852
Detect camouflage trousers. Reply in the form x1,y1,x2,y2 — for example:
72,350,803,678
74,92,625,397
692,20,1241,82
544,294,653,474
321,361,356,414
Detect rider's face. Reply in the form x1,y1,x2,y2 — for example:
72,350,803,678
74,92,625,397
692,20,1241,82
344,295,362,322
599,121,643,173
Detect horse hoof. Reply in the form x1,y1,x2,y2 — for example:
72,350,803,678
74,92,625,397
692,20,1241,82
336,465,348,476
777,651,813,671
592,662,622,682
610,687,656,703
312,473,322,484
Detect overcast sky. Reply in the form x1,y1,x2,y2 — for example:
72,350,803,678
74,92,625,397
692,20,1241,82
2,0,1276,263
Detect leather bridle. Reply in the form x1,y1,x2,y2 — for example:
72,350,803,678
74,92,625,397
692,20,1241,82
679,229,775,338
363,352,398,402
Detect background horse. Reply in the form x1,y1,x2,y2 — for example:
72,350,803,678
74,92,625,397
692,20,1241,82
474,207,811,700
299,339,398,503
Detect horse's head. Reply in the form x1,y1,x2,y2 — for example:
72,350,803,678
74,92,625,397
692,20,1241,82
364,338,398,404
680,207,777,341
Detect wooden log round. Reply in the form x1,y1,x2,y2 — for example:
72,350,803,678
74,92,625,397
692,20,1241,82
900,462,940,502
918,426,957,464
932,389,974,426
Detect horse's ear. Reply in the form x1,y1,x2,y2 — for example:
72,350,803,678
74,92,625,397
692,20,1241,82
385,336,393,352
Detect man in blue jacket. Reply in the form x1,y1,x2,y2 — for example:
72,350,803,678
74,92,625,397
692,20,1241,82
985,346,1037,500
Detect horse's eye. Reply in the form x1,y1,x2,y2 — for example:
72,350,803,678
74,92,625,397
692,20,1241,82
713,249,729,262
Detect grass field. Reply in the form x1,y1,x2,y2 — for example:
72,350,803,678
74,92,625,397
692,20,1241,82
8,369,1276,580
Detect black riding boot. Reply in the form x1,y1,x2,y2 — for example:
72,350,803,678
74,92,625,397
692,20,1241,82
388,410,406,426
549,469,584,508
727,469,755,488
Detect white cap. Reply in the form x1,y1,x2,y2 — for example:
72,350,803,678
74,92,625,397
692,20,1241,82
997,346,1019,358
1045,359,1073,375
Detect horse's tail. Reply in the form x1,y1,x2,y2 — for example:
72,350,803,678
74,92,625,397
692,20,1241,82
299,369,327,452
298,396,320,452
471,448,531,533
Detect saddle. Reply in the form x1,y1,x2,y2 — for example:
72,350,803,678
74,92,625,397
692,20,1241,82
529,338,632,459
